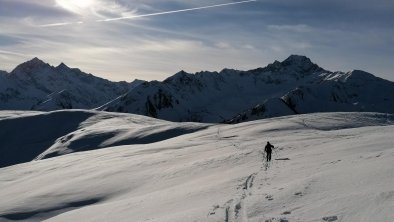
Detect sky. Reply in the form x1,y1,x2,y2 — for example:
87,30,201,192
0,0,393,82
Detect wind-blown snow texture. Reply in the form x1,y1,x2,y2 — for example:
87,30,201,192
0,110,209,168
100,55,394,123
0,111,393,221
0,58,143,110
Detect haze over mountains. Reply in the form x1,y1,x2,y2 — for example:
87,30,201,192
1,55,393,123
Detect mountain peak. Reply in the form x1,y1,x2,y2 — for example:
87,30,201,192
261,55,323,75
282,55,312,65
27,57,46,66
56,62,70,70
176,70,188,75
164,70,193,83
280,54,324,73
11,57,50,74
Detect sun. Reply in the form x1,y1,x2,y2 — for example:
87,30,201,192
56,0,95,14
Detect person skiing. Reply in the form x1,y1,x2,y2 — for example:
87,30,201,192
264,141,274,162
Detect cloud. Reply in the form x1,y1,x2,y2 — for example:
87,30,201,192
55,0,137,19
0,49,29,57
38,0,257,27
0,0,72,18
0,0,393,82
98,0,256,22
268,24,311,33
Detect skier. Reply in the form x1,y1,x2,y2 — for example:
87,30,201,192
264,141,274,162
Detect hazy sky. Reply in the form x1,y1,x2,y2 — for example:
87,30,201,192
1,0,393,81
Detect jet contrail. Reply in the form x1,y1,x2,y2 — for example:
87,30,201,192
39,0,257,27
40,21,84,27
98,0,257,22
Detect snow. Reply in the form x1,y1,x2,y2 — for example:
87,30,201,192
2,56,394,124
0,110,209,168
0,111,393,221
0,58,135,110
101,55,394,123
226,98,296,123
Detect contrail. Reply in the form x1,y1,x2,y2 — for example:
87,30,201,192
40,21,84,27
39,0,257,27
98,0,257,22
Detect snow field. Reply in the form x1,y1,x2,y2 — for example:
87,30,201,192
0,111,393,221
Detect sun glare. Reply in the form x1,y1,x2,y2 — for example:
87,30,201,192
56,0,95,14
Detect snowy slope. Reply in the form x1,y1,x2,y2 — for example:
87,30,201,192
225,98,296,123
227,69,394,123
0,110,209,168
100,55,394,123
0,58,143,110
0,111,393,221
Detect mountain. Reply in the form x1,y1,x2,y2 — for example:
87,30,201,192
0,58,144,110
2,55,393,123
227,69,394,123
1,111,393,221
100,55,394,123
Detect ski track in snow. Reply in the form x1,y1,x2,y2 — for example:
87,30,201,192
0,111,394,221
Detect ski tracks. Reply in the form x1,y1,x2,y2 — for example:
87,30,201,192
207,145,282,221
207,172,258,222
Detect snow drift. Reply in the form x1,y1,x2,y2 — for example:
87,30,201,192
0,110,209,168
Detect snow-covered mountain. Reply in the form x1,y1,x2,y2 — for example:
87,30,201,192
101,55,394,123
2,55,393,122
1,110,393,221
0,58,143,110
227,69,394,123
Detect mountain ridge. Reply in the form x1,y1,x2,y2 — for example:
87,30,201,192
1,55,393,123
0,58,142,110
100,55,394,123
